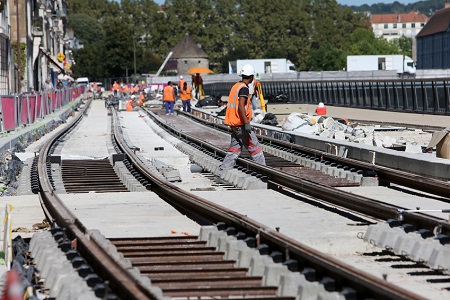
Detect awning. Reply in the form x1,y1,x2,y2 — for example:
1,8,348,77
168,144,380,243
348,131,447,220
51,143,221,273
39,48,66,74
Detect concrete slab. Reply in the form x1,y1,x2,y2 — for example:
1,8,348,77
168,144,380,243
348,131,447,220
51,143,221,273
338,186,450,220
0,195,47,239
190,189,376,255
60,101,111,159
59,192,200,238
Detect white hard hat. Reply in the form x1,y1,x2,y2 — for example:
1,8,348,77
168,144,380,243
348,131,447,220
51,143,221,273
180,75,183,79
318,102,324,107
240,64,255,76
131,95,136,99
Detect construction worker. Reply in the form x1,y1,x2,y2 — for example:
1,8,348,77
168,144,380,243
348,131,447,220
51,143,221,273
113,81,119,97
163,81,176,115
123,84,130,98
193,73,203,100
126,95,135,111
138,91,145,106
215,64,265,176
178,75,185,96
315,102,327,115
180,81,192,113
119,83,124,98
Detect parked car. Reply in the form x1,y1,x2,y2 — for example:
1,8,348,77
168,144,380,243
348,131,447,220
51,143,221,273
76,77,89,86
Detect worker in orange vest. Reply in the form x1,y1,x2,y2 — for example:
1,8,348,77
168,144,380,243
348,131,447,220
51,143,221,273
126,95,135,111
315,102,327,115
123,84,130,97
215,64,265,176
113,81,119,97
178,75,185,96
138,91,145,106
163,81,176,115
180,81,192,112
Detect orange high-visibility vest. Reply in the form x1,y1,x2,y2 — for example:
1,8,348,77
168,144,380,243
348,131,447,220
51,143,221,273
126,99,133,111
113,82,119,91
181,86,192,101
163,86,175,101
225,82,251,126
124,85,130,93
178,79,185,90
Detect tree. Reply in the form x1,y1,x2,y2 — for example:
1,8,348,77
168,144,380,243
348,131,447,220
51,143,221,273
394,36,412,57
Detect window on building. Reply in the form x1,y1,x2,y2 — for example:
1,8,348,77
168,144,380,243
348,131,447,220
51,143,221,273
384,24,388,29
393,24,397,29
402,23,406,28
411,23,415,28
421,23,424,27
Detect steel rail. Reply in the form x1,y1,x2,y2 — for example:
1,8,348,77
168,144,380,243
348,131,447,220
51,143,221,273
114,109,425,300
144,109,450,235
37,100,161,300
180,109,450,199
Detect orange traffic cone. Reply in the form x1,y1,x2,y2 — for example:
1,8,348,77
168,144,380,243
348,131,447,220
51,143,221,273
315,102,327,115
1,270,23,300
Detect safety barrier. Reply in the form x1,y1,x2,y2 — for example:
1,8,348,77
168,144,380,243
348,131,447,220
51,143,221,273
0,86,85,133
204,78,450,115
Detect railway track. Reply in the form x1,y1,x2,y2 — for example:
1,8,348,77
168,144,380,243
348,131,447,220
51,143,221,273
26,100,445,299
143,108,450,234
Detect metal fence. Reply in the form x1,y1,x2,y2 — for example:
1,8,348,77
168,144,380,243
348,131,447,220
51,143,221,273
204,79,450,115
0,86,85,132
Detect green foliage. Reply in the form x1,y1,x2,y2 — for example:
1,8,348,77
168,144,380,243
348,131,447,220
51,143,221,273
67,0,384,76
11,42,26,80
347,0,443,15
67,14,104,45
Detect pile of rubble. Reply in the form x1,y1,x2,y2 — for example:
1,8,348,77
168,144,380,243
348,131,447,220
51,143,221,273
256,112,432,153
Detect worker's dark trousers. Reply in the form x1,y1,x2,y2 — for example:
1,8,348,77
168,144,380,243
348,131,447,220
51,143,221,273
216,125,265,175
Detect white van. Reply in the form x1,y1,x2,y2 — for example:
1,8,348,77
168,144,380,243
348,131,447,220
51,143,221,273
76,77,89,86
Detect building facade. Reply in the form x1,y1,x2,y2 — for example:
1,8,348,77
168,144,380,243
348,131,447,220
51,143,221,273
0,0,70,94
416,2,450,69
371,11,429,42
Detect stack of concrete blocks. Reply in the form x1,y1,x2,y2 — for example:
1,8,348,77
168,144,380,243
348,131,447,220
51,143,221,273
152,159,181,182
199,226,347,300
363,222,450,274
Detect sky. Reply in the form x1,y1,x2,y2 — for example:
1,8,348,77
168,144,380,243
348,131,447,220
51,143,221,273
150,0,420,5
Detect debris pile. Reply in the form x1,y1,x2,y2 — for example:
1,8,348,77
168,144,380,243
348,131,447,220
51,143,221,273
277,112,432,153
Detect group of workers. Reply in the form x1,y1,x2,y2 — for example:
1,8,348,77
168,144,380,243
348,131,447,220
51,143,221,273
162,73,203,115
112,81,142,98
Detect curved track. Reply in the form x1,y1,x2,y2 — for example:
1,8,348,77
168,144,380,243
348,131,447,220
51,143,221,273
31,102,442,299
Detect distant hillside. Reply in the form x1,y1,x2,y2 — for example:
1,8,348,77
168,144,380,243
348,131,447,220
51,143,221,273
346,0,444,15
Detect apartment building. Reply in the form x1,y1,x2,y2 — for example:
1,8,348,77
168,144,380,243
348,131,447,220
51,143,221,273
371,11,429,41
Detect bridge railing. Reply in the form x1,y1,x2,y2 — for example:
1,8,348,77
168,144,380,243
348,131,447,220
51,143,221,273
0,86,85,132
204,79,450,115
